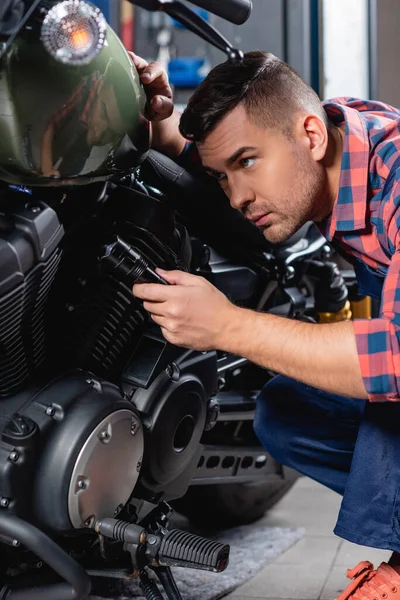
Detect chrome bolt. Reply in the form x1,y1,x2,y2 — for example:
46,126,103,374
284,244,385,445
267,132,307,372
86,379,94,386
322,244,332,259
8,451,19,462
84,515,94,527
0,498,9,508
147,536,157,545
77,479,87,490
46,406,55,417
99,430,110,443
12,539,20,547
285,266,295,280
131,421,138,435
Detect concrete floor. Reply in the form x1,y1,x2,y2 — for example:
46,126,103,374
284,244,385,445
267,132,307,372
224,476,391,600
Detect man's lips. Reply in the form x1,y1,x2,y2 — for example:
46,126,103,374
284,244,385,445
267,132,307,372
248,213,270,227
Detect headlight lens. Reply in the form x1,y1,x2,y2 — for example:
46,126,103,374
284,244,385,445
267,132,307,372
41,0,107,66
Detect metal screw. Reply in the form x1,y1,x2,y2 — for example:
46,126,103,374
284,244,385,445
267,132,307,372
84,515,94,527
46,406,55,417
12,539,20,547
147,536,157,545
285,266,295,280
65,303,75,312
86,379,94,386
165,362,180,382
77,479,87,490
8,451,19,462
0,498,9,508
99,430,110,443
322,244,332,259
136,460,142,472
131,420,138,435
113,504,123,517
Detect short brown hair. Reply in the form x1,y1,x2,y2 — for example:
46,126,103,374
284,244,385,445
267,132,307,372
179,51,327,142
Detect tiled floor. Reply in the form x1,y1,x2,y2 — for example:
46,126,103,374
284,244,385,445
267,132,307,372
224,477,391,600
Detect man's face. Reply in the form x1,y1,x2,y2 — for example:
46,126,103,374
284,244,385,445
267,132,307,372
86,80,125,146
197,104,329,244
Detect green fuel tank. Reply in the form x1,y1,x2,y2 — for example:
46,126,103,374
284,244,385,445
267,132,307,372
0,14,151,186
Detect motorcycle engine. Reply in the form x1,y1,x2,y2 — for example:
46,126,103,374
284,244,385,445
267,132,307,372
0,181,217,534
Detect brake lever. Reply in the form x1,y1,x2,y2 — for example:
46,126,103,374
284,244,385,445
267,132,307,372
128,0,243,61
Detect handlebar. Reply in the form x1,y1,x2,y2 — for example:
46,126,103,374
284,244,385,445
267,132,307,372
187,0,252,25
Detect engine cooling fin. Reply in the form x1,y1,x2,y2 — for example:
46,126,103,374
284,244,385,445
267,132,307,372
0,248,62,397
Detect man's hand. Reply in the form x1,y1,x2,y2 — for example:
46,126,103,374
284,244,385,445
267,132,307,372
128,51,173,122
128,52,186,157
132,269,238,350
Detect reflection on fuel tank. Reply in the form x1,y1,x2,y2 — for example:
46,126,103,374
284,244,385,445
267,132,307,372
40,58,138,178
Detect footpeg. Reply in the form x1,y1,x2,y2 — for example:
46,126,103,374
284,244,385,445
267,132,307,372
96,510,230,599
159,529,229,573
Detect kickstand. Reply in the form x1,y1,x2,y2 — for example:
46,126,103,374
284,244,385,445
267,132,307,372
152,566,183,600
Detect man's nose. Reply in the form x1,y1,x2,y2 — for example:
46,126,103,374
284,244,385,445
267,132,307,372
229,185,254,212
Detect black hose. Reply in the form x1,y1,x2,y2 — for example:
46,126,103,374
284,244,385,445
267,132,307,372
0,513,91,600
154,567,183,600
139,570,164,600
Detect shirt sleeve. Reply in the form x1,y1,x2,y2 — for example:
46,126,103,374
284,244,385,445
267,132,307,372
175,140,204,175
353,182,400,401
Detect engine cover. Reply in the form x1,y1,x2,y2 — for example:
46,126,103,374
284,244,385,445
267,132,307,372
124,330,218,502
0,371,144,532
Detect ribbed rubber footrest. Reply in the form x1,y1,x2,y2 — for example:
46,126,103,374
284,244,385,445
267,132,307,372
158,529,230,572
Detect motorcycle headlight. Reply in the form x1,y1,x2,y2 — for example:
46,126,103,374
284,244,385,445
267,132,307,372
41,0,107,66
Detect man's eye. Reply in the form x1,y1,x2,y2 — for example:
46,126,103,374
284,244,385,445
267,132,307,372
240,157,256,169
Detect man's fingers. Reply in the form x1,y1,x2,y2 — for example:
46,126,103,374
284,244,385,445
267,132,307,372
156,269,200,286
133,282,172,302
127,51,148,71
149,96,174,120
150,313,167,327
140,62,172,97
143,300,165,316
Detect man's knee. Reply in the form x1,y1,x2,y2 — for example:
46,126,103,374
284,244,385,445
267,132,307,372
253,375,295,464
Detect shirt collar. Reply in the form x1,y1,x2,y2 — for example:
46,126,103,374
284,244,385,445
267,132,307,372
320,101,370,241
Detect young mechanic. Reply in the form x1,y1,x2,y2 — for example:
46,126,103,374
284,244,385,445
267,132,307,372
131,49,400,600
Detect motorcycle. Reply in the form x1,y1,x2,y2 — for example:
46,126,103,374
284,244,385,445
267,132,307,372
0,1,355,598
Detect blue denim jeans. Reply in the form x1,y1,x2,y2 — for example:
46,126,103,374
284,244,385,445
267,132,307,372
254,375,400,552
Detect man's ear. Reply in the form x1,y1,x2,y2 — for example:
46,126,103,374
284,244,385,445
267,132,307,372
297,114,328,162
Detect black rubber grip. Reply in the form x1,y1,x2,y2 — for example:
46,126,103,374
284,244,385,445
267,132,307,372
188,0,252,24
159,529,230,572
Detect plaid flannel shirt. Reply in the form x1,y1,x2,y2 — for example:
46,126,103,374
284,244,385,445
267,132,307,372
320,98,400,402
